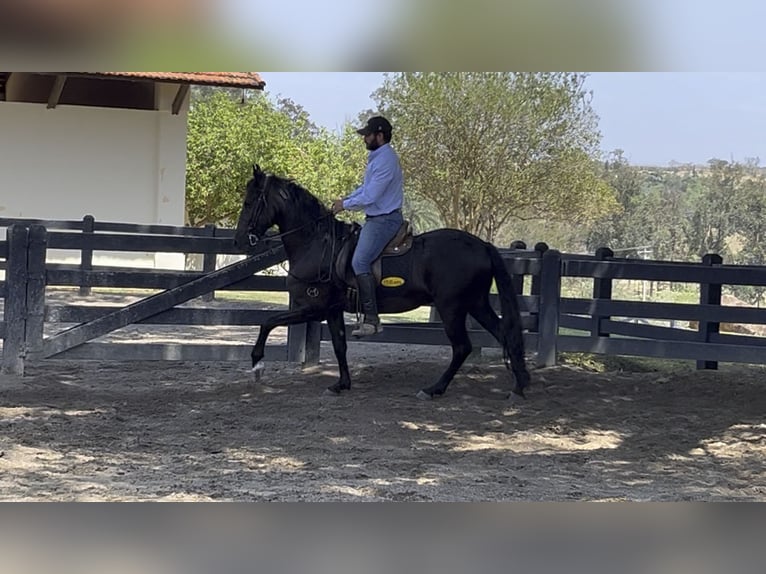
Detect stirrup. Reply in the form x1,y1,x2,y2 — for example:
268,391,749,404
351,322,382,338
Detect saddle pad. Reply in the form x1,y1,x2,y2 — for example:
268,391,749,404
378,249,414,290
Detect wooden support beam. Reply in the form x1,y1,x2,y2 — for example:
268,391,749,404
171,84,190,115
47,75,67,109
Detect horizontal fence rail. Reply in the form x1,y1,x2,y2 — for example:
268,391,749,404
2,216,766,377
0,216,235,237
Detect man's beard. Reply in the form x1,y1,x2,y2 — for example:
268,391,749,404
366,139,381,151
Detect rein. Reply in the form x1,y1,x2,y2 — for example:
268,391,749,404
287,214,339,284
248,212,334,246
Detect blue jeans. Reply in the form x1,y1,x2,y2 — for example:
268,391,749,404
352,211,404,275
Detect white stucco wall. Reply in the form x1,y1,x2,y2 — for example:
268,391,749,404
0,84,188,269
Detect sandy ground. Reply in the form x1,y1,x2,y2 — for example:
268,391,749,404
0,290,763,501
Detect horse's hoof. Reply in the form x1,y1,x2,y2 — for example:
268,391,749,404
508,390,526,403
324,387,340,396
416,390,433,401
250,361,265,382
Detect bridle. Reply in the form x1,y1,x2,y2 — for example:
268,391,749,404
246,175,335,248
247,174,271,246
245,174,342,284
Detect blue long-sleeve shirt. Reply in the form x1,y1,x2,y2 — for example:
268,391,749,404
342,143,404,216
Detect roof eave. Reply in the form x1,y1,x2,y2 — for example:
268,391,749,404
64,72,266,90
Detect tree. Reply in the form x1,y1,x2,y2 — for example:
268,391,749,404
371,73,617,242
403,192,443,234
685,159,742,259
726,160,766,305
185,90,365,228
586,150,637,252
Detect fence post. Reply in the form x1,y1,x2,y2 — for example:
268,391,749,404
201,224,217,302
537,248,561,368
697,253,723,370
530,242,549,294
286,296,321,366
528,242,549,335
79,215,94,296
509,240,527,297
2,225,29,375
24,225,48,363
592,247,614,338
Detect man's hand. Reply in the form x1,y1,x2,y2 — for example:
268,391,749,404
331,199,345,214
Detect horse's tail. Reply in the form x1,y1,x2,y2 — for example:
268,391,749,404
487,242,530,396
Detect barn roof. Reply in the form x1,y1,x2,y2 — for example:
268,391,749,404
66,72,266,89
0,72,266,94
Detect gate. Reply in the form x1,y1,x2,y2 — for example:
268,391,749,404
1,224,290,375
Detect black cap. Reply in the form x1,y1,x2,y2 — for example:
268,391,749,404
356,115,392,136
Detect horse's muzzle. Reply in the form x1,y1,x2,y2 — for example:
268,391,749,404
233,233,258,252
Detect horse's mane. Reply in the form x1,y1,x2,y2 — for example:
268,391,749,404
267,173,355,239
269,174,331,221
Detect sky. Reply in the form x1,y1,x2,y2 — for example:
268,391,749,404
259,73,384,134
219,0,766,71
258,72,766,168
238,0,766,168
585,73,766,166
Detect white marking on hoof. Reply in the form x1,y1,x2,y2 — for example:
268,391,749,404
508,391,525,404
416,390,433,401
251,361,265,382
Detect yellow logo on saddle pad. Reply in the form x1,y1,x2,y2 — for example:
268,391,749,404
381,276,405,287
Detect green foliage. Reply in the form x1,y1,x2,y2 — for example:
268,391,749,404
585,154,766,306
185,90,365,227
370,72,617,241
721,160,766,305
183,77,766,308
586,150,634,251
403,193,443,234
685,159,741,259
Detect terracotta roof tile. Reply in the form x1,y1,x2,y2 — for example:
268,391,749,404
71,72,265,89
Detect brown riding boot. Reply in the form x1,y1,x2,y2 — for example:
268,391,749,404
352,273,382,337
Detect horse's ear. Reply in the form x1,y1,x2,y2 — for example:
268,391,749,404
252,164,260,178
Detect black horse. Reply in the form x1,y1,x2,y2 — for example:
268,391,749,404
233,165,530,399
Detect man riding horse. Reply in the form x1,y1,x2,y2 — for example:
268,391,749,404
234,137,530,400
332,115,403,337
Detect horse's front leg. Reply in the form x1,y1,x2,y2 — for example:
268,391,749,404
250,306,326,380
324,308,351,394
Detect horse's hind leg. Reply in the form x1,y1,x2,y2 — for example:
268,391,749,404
470,297,528,398
417,308,472,400
469,297,503,346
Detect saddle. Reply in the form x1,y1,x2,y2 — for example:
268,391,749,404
335,221,414,288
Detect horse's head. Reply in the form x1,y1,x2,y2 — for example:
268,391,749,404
234,164,282,251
